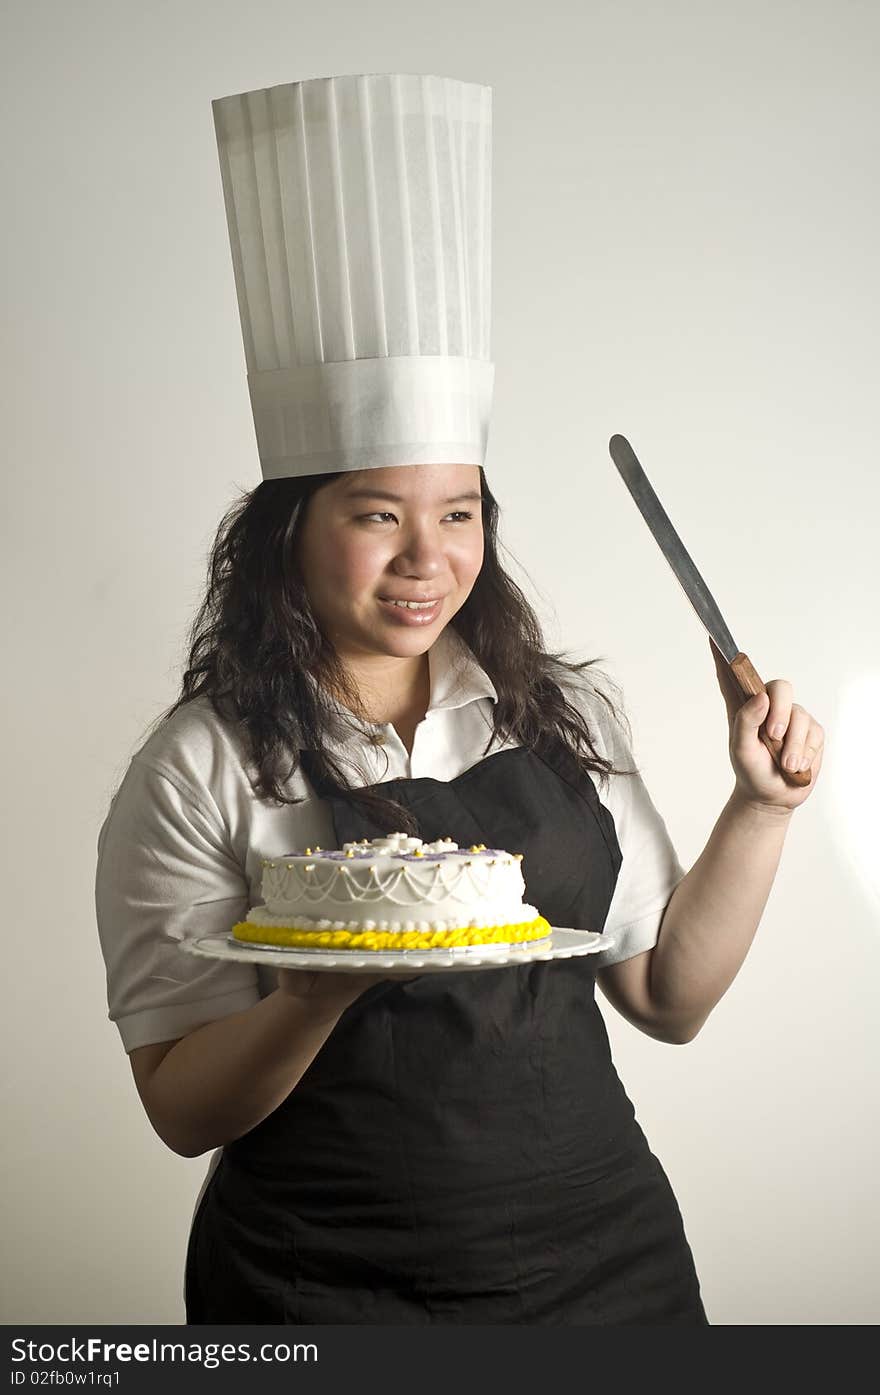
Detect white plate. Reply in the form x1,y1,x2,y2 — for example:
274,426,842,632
182,927,613,975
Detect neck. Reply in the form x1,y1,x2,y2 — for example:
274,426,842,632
341,651,431,729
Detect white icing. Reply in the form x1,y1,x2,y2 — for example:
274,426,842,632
245,904,543,934
342,834,459,856
259,833,531,929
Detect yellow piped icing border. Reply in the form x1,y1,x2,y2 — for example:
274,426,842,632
231,916,552,951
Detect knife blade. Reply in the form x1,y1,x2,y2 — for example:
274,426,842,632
608,434,810,787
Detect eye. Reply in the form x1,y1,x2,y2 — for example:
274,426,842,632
356,508,478,526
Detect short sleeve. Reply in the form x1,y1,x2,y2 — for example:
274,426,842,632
586,697,686,968
95,756,261,1052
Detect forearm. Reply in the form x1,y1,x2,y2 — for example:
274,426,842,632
145,986,360,1158
650,792,793,1035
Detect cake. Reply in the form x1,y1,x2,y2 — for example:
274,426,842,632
232,832,552,951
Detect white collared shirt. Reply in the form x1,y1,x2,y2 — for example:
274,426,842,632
95,628,685,1054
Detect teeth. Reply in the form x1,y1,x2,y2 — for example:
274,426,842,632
389,599,437,609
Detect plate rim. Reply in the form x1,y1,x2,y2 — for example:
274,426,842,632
181,926,613,973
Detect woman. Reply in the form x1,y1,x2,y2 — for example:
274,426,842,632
95,455,823,1324
95,70,824,1324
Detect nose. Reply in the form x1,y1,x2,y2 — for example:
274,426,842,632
390,523,446,579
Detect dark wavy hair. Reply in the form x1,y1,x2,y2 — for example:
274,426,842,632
146,468,637,832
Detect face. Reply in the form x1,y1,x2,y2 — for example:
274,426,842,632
297,462,484,669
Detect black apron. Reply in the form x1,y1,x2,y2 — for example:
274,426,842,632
185,741,708,1324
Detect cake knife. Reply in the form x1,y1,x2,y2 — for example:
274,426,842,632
608,434,811,788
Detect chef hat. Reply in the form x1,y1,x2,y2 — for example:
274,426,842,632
211,73,494,480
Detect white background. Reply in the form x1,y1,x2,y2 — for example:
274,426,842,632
3,0,878,1324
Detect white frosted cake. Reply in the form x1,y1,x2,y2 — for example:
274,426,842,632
232,832,551,951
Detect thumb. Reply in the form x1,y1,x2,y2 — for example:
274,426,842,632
739,690,770,728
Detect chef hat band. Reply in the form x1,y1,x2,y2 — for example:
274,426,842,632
211,73,494,480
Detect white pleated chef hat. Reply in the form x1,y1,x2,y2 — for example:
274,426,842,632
211,72,494,480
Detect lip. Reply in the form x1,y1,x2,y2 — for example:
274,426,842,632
377,595,444,626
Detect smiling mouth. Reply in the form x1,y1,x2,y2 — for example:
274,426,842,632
379,597,443,610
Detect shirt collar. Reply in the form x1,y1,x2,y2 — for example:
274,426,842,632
425,626,497,712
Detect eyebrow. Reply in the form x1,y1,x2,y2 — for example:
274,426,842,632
343,488,484,505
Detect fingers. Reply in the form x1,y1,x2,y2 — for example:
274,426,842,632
762,680,800,768
797,731,823,775
757,684,824,774
711,641,824,783
737,690,770,730
770,703,810,771
762,679,794,741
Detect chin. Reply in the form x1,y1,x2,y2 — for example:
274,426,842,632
379,628,442,655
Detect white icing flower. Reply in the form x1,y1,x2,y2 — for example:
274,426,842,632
370,833,424,856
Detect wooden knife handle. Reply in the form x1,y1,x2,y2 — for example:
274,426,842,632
729,653,812,787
